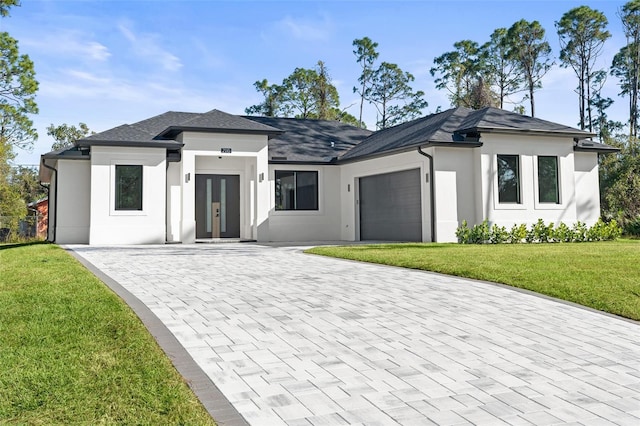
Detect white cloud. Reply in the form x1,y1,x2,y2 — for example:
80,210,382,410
22,31,111,62
273,15,333,42
118,21,183,72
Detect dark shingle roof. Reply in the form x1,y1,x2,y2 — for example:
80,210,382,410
340,107,476,160
244,116,372,163
52,106,611,164
78,109,281,147
456,107,594,136
340,106,596,161
181,110,282,133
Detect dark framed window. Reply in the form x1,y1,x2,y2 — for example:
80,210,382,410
275,170,318,210
115,165,143,210
538,156,560,204
497,154,521,204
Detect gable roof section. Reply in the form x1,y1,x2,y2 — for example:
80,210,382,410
244,116,372,163
158,109,283,139
456,107,594,137
339,106,600,161
339,107,479,161
76,109,282,148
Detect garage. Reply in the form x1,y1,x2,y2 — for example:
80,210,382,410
359,168,422,241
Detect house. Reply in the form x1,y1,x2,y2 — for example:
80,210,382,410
38,107,617,245
27,198,48,238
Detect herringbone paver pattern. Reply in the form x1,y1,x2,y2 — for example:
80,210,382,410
71,244,640,425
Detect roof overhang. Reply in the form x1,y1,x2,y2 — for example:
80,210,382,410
458,126,595,139
158,126,284,140
76,140,184,149
573,138,620,153
337,140,482,164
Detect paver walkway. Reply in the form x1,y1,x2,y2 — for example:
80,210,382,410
70,243,640,425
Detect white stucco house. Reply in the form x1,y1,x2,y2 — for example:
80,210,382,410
39,106,617,245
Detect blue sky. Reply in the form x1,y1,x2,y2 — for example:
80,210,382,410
4,0,631,165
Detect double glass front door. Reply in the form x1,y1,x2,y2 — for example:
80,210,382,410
195,174,240,239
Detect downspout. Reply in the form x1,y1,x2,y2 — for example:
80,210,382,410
41,159,57,243
417,146,436,242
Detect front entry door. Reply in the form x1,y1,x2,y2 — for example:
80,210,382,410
195,174,240,238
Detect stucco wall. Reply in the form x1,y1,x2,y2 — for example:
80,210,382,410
477,133,581,229
55,159,91,244
89,146,166,244
267,164,342,241
574,152,601,224
339,150,433,242
432,147,477,242
179,132,269,242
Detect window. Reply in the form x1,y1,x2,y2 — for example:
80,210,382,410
538,156,559,204
275,170,318,210
115,165,143,210
497,155,521,203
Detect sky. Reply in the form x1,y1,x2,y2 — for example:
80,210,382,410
3,0,633,165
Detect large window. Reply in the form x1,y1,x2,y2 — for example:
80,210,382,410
497,155,521,204
115,165,143,210
275,170,318,210
538,156,560,204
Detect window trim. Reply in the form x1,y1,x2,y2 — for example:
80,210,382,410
110,161,147,216
274,170,319,212
534,155,564,210
495,154,523,207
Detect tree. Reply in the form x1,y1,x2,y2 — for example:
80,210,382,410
352,37,379,128
248,61,342,121
11,165,46,203
611,0,640,141
47,122,93,151
329,107,360,127
505,19,553,117
0,0,19,17
611,44,640,142
311,61,339,120
245,79,287,117
431,40,495,108
0,0,39,226
281,68,317,119
599,132,640,231
556,6,610,131
365,62,428,129
482,28,525,109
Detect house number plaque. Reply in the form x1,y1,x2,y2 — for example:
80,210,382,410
221,148,232,154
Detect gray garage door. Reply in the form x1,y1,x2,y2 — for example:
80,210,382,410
359,168,422,242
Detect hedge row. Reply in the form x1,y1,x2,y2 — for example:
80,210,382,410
456,218,622,244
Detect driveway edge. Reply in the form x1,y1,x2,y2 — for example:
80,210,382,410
65,246,249,426
304,250,640,326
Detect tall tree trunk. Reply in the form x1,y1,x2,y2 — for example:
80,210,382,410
529,78,535,117
359,77,365,128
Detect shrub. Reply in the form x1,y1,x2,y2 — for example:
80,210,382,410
552,222,572,243
572,221,588,242
508,224,527,243
623,217,640,237
455,220,471,244
456,218,621,244
469,220,490,244
489,224,508,244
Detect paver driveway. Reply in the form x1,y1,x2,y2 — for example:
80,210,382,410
70,243,640,425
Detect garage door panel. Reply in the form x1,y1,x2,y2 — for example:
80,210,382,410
359,168,422,242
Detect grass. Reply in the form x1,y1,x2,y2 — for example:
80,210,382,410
307,239,640,321
0,242,215,425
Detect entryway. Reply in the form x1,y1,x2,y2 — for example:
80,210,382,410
195,174,240,239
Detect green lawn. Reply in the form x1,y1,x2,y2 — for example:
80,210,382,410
307,240,640,321
0,243,215,425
